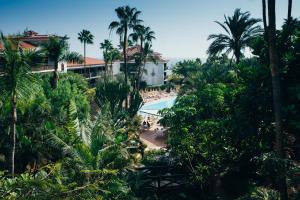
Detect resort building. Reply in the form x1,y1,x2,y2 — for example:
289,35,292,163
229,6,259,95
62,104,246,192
112,46,169,86
67,57,105,79
0,31,169,85
0,30,105,78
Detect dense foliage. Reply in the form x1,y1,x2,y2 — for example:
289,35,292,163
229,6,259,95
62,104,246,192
1,3,300,200
160,18,300,199
0,73,138,199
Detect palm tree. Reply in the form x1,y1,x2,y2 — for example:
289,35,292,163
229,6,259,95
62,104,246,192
267,1,287,199
78,30,94,76
108,48,121,76
0,33,42,176
130,25,156,49
109,6,143,107
49,101,130,171
41,36,83,89
134,42,156,90
207,9,261,64
130,25,155,90
100,39,113,74
118,38,134,50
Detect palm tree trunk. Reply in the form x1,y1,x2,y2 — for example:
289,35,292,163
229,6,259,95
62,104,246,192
110,60,113,77
123,27,128,108
104,50,108,77
136,63,142,91
262,0,267,30
136,38,144,91
105,61,108,77
11,93,17,177
236,56,240,64
140,38,143,52
288,0,292,22
51,61,59,89
84,42,86,77
267,1,288,199
235,51,240,64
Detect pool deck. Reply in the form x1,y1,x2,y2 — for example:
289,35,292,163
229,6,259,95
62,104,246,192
139,95,175,150
140,127,167,150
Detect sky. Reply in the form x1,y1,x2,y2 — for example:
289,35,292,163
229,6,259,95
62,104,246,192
0,0,299,60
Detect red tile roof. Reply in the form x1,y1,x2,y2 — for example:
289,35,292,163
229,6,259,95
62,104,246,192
126,45,142,57
67,57,105,67
0,41,36,50
19,41,36,49
19,30,60,41
126,45,168,62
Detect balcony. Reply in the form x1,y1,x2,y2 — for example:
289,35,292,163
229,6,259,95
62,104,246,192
32,65,55,72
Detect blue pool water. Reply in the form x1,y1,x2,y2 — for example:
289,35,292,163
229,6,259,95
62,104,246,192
139,97,176,116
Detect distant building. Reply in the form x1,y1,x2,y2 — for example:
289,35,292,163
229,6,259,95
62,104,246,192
0,30,105,79
112,46,169,86
0,31,169,85
67,57,105,79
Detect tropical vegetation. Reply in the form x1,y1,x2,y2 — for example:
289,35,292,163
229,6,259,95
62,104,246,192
207,9,261,64
0,1,300,200
78,29,94,76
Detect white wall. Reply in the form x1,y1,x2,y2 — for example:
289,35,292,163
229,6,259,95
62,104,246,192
112,61,166,86
59,62,67,72
141,62,165,86
48,59,67,72
112,61,121,75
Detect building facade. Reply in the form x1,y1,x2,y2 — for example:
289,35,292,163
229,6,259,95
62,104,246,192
1,31,168,85
112,46,169,86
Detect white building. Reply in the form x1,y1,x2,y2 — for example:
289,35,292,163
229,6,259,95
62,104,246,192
0,30,106,79
112,46,169,86
1,31,169,85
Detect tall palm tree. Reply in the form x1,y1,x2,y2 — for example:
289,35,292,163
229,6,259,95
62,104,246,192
133,42,156,90
0,33,42,176
130,25,155,90
207,9,261,64
267,1,288,199
109,6,143,107
100,39,113,75
78,30,94,76
41,36,83,89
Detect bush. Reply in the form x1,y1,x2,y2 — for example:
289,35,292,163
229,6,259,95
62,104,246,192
139,81,147,90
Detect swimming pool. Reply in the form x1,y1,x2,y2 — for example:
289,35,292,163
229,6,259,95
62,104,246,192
139,96,176,116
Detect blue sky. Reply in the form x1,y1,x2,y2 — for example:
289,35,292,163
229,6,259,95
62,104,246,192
0,0,299,60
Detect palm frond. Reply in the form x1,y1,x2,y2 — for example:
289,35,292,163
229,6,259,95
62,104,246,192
207,9,261,63
63,52,83,63
78,29,94,44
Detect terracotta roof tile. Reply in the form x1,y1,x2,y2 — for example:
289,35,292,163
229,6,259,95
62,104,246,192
67,57,105,67
19,41,36,49
0,41,36,50
126,45,168,62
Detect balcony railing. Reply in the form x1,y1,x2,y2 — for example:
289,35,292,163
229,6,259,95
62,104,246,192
32,65,55,71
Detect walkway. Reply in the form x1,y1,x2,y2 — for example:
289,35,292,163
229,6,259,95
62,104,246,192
140,127,167,150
